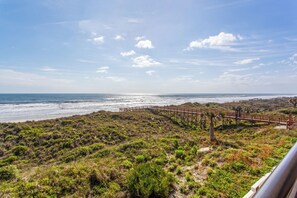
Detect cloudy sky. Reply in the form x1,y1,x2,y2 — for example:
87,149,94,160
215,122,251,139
0,0,297,93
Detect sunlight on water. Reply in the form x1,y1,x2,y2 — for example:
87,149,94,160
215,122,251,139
0,94,295,122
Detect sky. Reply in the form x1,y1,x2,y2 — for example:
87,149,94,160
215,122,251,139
0,0,297,94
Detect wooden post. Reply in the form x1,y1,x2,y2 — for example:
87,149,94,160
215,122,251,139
235,109,238,125
287,113,294,129
209,113,216,141
196,111,198,128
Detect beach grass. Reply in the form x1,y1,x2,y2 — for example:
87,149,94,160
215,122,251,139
0,97,296,197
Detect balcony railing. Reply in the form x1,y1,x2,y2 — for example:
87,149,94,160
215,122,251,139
251,142,297,198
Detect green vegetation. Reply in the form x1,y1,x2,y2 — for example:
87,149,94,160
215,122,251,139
0,165,17,181
0,97,296,197
127,163,174,197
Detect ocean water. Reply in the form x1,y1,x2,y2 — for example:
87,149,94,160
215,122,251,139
0,93,294,122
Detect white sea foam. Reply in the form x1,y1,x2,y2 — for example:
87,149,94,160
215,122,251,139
0,94,295,122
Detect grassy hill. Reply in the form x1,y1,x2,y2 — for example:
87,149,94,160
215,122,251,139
0,98,296,197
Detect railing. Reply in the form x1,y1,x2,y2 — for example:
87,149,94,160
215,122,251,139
119,105,295,127
252,142,297,198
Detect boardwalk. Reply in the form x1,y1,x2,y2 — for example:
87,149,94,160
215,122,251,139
120,106,296,128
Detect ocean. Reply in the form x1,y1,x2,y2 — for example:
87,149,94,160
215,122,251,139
0,93,294,122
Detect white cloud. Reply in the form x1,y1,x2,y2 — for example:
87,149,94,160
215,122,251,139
280,53,297,68
252,63,265,69
40,66,57,72
120,50,136,57
173,75,200,83
96,66,109,73
77,59,98,64
114,35,125,41
216,72,253,86
127,18,142,24
93,36,104,45
106,76,126,82
91,32,97,37
186,32,241,51
135,40,154,49
135,36,145,41
132,55,161,68
228,68,250,72
146,70,155,76
235,58,260,65
289,53,297,64
252,65,260,69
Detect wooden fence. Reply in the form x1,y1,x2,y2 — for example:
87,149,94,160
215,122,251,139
119,105,296,128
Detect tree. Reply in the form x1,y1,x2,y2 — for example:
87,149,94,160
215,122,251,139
289,97,297,108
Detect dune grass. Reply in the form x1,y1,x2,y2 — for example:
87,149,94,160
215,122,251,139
0,98,296,197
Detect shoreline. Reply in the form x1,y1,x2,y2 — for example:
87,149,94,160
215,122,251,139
1,95,296,123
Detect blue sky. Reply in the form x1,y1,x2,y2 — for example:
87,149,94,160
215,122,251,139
0,0,297,93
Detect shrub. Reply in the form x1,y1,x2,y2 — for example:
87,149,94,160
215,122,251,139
154,157,167,165
197,186,207,196
4,155,18,164
185,171,192,182
168,155,175,162
127,163,174,198
207,167,213,175
188,181,201,190
173,140,179,149
61,120,73,126
135,155,146,163
249,167,261,176
226,162,247,172
175,149,186,159
168,163,178,172
12,145,29,156
201,159,217,168
63,143,105,162
89,169,109,188
118,140,147,153
89,143,105,151
122,160,133,169
190,145,197,156
0,165,17,181
0,148,4,157
176,166,182,175
180,184,190,194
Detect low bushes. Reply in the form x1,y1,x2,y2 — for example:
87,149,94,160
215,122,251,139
174,149,186,159
127,163,174,198
63,143,104,162
11,145,29,156
118,140,147,153
0,165,17,181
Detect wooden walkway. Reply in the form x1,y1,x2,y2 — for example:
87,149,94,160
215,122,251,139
120,106,296,128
